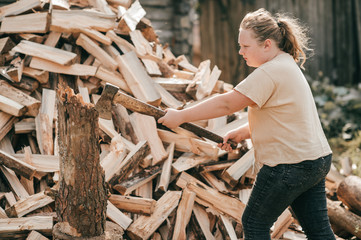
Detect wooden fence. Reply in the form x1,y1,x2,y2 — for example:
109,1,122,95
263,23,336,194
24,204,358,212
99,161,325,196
198,0,361,86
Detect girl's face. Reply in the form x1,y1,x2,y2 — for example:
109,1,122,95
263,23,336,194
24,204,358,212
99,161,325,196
238,28,269,68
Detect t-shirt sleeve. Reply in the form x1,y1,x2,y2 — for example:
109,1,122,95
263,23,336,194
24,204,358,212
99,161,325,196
234,68,275,108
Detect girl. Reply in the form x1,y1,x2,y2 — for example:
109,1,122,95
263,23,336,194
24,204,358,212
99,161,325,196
158,8,335,240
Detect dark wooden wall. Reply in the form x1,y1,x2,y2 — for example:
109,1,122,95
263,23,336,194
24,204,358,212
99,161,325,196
198,0,361,87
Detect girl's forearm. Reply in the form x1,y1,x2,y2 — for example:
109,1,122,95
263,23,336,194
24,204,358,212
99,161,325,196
180,90,252,123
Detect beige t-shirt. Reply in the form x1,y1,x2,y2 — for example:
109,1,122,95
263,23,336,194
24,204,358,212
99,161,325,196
234,52,332,166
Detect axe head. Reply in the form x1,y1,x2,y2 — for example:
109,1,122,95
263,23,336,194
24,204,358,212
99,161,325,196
95,83,119,119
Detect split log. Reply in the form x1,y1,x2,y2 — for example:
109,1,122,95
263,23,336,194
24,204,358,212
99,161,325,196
55,87,107,238
108,140,149,185
117,51,161,106
0,37,15,54
12,40,77,66
109,194,156,215
126,191,182,240
221,148,254,187
0,80,41,117
130,113,167,165
192,203,216,240
172,152,213,175
156,142,175,192
112,103,138,144
327,199,361,238
0,149,36,180
50,9,116,33
337,175,361,215
30,57,97,76
76,33,118,71
26,231,49,240
0,0,42,21
172,188,196,240
106,200,133,230
0,216,53,239
113,165,161,195
5,191,54,217
0,12,49,34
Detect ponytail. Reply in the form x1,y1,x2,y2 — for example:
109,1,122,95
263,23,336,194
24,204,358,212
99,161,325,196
240,9,311,69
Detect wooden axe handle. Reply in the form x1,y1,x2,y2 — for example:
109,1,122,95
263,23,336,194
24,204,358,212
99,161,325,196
113,91,238,149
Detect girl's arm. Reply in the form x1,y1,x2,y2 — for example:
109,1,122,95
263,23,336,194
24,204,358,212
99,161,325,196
158,89,255,129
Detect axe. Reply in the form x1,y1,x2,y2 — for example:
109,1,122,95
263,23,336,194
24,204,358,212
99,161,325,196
95,83,238,149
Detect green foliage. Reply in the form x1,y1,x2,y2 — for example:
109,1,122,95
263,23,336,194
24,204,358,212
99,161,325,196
309,75,361,176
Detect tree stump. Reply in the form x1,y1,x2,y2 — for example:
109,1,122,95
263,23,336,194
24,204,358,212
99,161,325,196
54,86,107,239
337,175,361,216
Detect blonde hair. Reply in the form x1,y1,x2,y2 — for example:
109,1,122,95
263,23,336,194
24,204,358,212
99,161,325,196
240,8,311,68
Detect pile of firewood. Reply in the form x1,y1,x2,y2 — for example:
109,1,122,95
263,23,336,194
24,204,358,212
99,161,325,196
0,0,360,239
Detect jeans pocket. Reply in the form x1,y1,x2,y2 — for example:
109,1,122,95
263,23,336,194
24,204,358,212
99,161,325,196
282,163,313,189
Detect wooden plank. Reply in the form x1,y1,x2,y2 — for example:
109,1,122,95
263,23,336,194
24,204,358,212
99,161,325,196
5,55,23,82
126,191,182,240
158,129,218,158
130,113,167,165
35,88,55,155
186,60,211,94
22,67,49,84
221,148,254,187
192,203,216,240
200,171,228,193
0,216,53,236
4,192,17,206
107,200,133,230
50,9,116,33
1,166,30,200
101,150,128,183
0,207,7,218
172,188,196,240
0,149,36,180
121,0,146,31
106,30,136,53
113,165,161,195
44,31,62,47
109,194,156,215
0,12,49,34
95,66,131,93
13,40,76,66
0,37,15,54
271,209,293,239
26,231,49,240
80,28,112,45
30,57,97,76
190,181,245,224
117,51,161,106
156,142,175,192
0,0,41,21
0,80,41,117
0,95,26,116
153,81,183,109
196,65,221,100
219,215,238,240
12,154,59,172
172,152,212,175
108,140,150,185
76,33,118,71
51,0,70,10
5,191,54,217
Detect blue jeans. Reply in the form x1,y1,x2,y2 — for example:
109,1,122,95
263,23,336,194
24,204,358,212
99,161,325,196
242,154,336,240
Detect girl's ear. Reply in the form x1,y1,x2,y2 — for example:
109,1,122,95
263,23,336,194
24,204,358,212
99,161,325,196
264,39,272,50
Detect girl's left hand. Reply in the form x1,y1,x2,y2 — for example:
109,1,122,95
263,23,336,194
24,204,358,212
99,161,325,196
157,108,184,129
